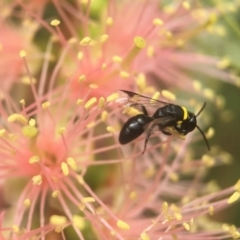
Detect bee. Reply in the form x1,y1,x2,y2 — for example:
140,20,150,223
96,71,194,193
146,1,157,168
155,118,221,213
118,90,210,154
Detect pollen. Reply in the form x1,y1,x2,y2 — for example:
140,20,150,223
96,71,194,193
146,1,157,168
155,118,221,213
80,36,92,46
73,215,86,230
29,155,40,164
22,125,38,138
101,111,108,122
89,84,98,89
19,50,26,57
203,88,215,100
106,92,119,102
21,76,37,84
98,97,105,108
32,175,42,185
61,162,69,176
228,192,240,204
182,222,190,231
217,57,231,69
52,191,59,198
20,99,25,106
58,127,65,134
153,18,163,25
77,99,84,105
84,97,97,110
100,34,109,42
120,71,130,78
112,55,122,63
129,191,137,200
208,206,214,215
151,91,160,103
12,225,20,233
162,90,176,101
182,1,191,10
193,80,202,91
174,213,182,221
106,17,113,26
147,46,154,57
29,118,36,127
140,232,150,240
67,157,77,171
77,51,84,60
116,220,130,230
50,214,67,225
87,121,95,128
206,127,215,139
202,154,215,167
0,129,6,136
50,19,60,26
8,114,28,125
106,126,115,133
134,36,146,49
136,73,146,90
42,101,50,109
81,197,95,203
79,75,86,82
24,198,31,207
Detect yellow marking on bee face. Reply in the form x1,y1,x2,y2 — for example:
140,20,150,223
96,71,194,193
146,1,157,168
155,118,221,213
181,106,188,120
177,120,182,125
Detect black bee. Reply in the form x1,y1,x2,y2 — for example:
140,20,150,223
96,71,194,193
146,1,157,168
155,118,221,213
118,90,210,154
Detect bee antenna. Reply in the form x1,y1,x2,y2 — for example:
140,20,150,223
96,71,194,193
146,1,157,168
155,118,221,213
196,102,206,117
196,125,210,151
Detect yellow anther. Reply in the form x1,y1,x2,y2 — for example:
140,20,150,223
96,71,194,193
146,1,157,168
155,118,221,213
136,73,146,90
134,36,146,49
98,97,105,108
106,17,113,26
182,222,190,231
77,51,84,60
32,175,42,185
12,225,20,233
101,111,108,122
67,157,77,171
217,57,230,69
208,206,214,215
206,127,215,139
89,84,98,89
116,220,130,230
112,56,122,63
202,154,215,167
58,127,65,135
80,37,92,46
19,50,26,58
129,191,137,200
106,93,119,102
24,198,31,207
29,156,40,164
21,76,36,85
228,192,240,204
50,215,67,225
182,1,190,9
77,99,84,105
162,90,176,101
29,118,36,127
193,80,202,91
84,97,97,110
153,18,163,25
50,19,60,26
140,232,150,240
100,34,109,42
203,88,214,100
87,121,95,128
8,114,28,125
106,126,115,133
73,215,86,230
61,162,69,176
42,101,50,109
151,92,160,103
81,197,95,203
52,191,59,198
20,99,25,105
0,129,6,136
120,71,130,78
79,75,86,82
174,213,182,220
22,125,38,138
147,46,154,57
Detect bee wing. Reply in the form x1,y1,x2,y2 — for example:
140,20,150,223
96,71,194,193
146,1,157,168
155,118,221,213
119,90,169,108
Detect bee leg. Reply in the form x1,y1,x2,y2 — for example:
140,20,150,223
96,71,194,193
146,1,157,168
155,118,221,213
142,123,156,154
140,105,148,115
161,129,172,136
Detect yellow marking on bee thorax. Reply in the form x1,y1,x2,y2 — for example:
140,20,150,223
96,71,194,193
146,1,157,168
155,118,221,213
181,106,188,120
